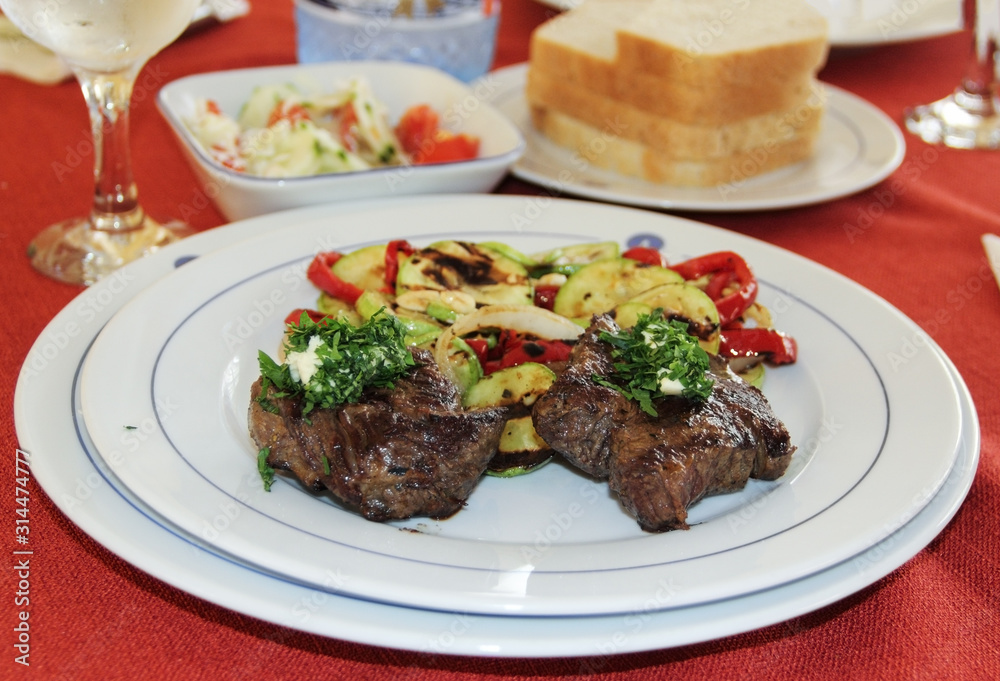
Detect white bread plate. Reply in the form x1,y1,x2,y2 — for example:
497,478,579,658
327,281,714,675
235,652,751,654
157,61,525,221
532,0,962,47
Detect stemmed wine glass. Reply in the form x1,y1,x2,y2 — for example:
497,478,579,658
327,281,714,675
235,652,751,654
904,0,1000,149
0,0,202,285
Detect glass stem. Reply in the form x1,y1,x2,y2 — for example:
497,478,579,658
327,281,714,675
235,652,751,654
959,0,1000,113
74,65,146,234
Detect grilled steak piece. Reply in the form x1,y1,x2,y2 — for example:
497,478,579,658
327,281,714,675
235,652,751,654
532,315,794,532
248,348,508,521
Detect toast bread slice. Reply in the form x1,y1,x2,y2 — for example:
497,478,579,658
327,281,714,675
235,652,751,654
529,103,820,188
526,66,826,160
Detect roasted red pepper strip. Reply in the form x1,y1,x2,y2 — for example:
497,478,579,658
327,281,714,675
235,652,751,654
705,270,736,301
533,284,560,311
306,252,365,305
462,338,490,368
670,251,758,326
496,338,573,371
481,330,574,374
719,328,798,365
622,246,668,268
383,239,415,292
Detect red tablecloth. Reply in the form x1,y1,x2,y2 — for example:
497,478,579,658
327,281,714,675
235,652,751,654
2,1,999,678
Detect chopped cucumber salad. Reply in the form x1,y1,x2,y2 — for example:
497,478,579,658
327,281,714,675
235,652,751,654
186,76,453,177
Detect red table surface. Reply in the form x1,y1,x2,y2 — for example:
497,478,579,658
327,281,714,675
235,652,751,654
2,1,999,678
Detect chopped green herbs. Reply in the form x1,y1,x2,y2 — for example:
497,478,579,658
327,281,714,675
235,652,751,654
593,311,714,415
258,448,275,492
257,309,415,417
378,144,397,164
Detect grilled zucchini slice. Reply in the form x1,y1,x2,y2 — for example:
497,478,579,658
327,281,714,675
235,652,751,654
396,240,533,306
552,258,683,320
462,362,557,477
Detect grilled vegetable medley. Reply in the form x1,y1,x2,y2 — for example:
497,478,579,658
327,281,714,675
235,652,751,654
262,238,798,477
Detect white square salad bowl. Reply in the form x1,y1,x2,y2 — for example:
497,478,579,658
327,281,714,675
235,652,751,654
157,60,525,221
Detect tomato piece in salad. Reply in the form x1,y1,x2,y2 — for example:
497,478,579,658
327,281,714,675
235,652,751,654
335,105,361,153
419,133,480,164
395,104,438,153
267,101,311,127
394,104,480,165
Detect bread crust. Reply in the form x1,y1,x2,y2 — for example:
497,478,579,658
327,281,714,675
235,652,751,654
526,66,826,159
528,0,829,125
529,105,820,188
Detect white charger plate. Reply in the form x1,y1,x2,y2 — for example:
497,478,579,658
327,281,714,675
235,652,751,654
15,197,979,656
79,196,960,617
482,64,905,212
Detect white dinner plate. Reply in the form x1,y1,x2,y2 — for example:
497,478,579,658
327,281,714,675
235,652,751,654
530,0,961,47
15,197,979,656
481,64,905,212
79,196,959,617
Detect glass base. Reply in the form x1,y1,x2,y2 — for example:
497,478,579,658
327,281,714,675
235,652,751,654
294,0,500,83
27,215,193,286
904,91,1000,150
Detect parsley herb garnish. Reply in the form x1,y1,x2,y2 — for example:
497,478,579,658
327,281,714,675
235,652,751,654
257,309,415,417
258,448,275,492
593,311,714,415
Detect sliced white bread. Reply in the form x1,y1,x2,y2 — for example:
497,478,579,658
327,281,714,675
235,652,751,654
615,0,829,82
526,66,826,160
529,104,819,188
529,0,829,125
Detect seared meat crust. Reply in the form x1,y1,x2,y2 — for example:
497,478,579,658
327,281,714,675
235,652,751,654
248,348,508,521
532,315,794,532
